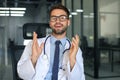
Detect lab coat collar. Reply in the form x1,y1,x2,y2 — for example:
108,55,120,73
50,35,66,47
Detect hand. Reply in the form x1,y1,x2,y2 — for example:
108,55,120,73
31,32,44,67
69,34,80,70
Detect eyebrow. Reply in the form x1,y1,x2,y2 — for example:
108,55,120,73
50,15,67,17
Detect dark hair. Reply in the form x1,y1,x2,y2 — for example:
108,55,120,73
49,4,70,18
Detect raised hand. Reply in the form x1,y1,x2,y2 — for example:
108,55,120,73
31,32,44,67
69,34,80,70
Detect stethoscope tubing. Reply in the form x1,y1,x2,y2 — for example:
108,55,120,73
42,35,71,71
43,35,71,55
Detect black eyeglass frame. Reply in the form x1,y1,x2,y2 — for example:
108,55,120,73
50,15,69,22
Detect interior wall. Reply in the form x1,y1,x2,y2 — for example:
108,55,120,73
34,3,48,23
100,0,120,38
65,0,81,40
73,0,81,36
83,0,94,47
0,2,48,45
65,0,72,39
0,17,34,44
99,0,120,45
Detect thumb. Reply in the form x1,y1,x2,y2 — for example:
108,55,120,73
69,42,73,54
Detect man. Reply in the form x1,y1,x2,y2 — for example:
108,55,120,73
17,4,85,80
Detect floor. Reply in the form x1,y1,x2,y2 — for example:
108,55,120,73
0,65,120,80
0,49,120,80
86,75,120,80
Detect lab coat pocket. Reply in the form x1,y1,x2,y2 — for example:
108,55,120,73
58,51,69,80
58,68,67,80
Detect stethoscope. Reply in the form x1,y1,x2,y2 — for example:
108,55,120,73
42,35,71,61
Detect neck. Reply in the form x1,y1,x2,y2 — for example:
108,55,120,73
52,32,66,39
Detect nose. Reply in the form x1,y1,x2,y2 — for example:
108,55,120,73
56,17,60,22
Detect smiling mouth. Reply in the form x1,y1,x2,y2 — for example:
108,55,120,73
55,26,61,28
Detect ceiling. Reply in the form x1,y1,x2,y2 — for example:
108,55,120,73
0,0,61,16
0,0,60,8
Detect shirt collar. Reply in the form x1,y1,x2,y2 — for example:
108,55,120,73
50,35,66,46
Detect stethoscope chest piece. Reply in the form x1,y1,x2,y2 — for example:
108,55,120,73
42,54,48,60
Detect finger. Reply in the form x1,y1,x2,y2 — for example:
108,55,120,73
72,38,75,45
69,42,73,53
72,37,79,51
33,32,37,40
70,41,78,56
32,32,38,50
75,34,80,44
33,32,38,44
72,37,78,46
32,32,35,48
75,34,79,42
71,40,77,55
72,35,80,46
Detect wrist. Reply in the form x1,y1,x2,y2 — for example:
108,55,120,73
31,56,38,67
69,57,76,71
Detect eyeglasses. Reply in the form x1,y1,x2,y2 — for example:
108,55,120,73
50,15,68,22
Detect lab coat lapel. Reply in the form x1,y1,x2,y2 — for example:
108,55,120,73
63,40,70,65
58,40,71,80
45,36,51,64
34,36,50,80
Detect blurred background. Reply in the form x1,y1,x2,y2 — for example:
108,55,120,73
0,0,120,80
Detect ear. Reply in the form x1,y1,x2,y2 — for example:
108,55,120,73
67,20,70,26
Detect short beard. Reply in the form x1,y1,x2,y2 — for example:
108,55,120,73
52,27,67,35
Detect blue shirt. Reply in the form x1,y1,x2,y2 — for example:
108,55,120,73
44,35,66,80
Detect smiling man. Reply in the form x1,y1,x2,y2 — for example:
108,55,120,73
17,4,85,80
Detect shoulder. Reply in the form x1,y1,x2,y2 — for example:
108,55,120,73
25,36,47,47
25,35,51,48
37,37,46,43
37,35,50,44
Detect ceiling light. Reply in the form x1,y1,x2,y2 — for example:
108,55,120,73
76,9,83,12
0,11,9,13
0,8,9,10
0,7,26,16
10,8,26,10
84,15,94,18
83,15,89,18
0,7,26,11
89,15,94,18
0,14,9,16
90,13,94,16
11,14,24,16
10,11,25,14
71,12,78,15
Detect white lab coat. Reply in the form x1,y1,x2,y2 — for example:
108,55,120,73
17,36,85,80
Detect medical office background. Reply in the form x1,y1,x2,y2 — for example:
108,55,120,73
0,0,120,80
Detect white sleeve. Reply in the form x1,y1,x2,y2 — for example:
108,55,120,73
67,48,85,80
17,41,35,80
